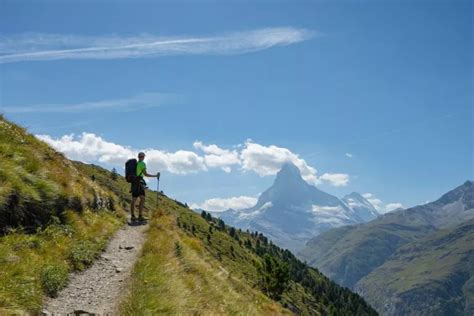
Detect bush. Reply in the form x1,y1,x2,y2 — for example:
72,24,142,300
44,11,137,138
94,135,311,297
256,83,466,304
174,241,182,257
69,240,98,271
41,264,69,297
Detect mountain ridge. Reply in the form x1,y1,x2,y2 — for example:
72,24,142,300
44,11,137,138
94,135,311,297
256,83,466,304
205,162,379,253
299,180,474,315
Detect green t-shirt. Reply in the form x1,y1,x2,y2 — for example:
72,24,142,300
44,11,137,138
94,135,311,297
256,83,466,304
136,161,146,177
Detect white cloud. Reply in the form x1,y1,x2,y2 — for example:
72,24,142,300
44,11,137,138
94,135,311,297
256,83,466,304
190,196,258,212
35,132,349,186
36,133,206,175
36,133,133,162
240,140,318,184
193,141,240,173
345,153,353,158
319,173,350,187
385,203,404,212
363,193,403,214
0,27,314,64
1,93,178,114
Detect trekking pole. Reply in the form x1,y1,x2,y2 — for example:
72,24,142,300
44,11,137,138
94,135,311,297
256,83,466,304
156,173,160,210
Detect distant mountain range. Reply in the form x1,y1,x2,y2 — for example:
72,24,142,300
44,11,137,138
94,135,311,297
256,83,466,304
205,162,380,253
299,180,474,316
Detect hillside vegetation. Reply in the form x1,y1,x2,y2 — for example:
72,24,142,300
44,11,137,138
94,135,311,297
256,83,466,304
0,116,131,312
356,219,474,316
0,116,377,315
119,195,377,315
299,181,473,315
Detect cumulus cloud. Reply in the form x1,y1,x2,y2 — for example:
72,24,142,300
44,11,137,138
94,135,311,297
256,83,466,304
319,173,350,187
240,141,318,184
363,193,403,214
0,27,314,64
36,133,206,175
193,141,240,173
190,196,258,212
35,133,349,186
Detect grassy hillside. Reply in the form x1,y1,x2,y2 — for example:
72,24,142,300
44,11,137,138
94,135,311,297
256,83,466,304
299,181,473,315
0,116,128,313
120,195,377,315
0,116,377,315
299,220,435,289
0,116,123,232
356,219,474,316
299,182,473,290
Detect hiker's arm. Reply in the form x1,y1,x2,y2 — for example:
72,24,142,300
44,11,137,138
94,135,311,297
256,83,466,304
143,169,160,178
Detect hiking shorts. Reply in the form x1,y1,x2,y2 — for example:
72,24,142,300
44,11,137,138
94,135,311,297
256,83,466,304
131,179,145,197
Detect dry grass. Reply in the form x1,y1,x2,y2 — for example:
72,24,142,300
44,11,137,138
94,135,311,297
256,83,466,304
119,206,290,315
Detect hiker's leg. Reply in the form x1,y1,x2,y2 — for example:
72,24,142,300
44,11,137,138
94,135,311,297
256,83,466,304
131,197,137,217
138,195,145,217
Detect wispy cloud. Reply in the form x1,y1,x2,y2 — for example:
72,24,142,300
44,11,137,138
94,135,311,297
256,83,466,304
0,27,314,64
1,92,179,113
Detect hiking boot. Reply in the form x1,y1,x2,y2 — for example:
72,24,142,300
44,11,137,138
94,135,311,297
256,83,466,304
131,215,137,222
138,215,147,222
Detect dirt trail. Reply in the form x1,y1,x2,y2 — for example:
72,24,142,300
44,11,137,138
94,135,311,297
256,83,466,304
43,221,147,315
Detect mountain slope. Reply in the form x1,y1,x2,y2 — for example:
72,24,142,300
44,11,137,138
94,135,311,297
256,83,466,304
121,197,377,315
0,116,129,313
0,117,377,315
355,219,474,316
209,163,377,253
299,181,473,288
299,181,474,315
342,192,379,222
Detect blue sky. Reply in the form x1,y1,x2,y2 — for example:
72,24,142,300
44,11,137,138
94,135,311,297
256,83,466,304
1,0,472,212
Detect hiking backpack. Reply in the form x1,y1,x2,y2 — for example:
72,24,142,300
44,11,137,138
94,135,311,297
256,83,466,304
125,158,138,183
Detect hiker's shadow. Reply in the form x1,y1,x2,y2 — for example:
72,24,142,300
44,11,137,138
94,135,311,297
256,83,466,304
127,220,148,227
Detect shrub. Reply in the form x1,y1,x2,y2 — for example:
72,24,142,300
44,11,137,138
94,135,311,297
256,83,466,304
69,240,98,271
174,241,182,257
41,263,69,297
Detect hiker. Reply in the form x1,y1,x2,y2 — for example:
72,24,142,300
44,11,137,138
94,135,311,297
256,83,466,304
130,152,160,221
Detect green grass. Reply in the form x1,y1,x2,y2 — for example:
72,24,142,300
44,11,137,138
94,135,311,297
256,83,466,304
0,209,123,313
120,195,377,316
119,203,291,315
40,263,69,297
356,220,474,315
0,117,128,313
0,117,120,231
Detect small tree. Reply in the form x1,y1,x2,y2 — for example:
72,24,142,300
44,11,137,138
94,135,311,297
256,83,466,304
111,168,118,180
229,227,236,238
217,218,226,231
201,210,207,219
205,212,212,222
